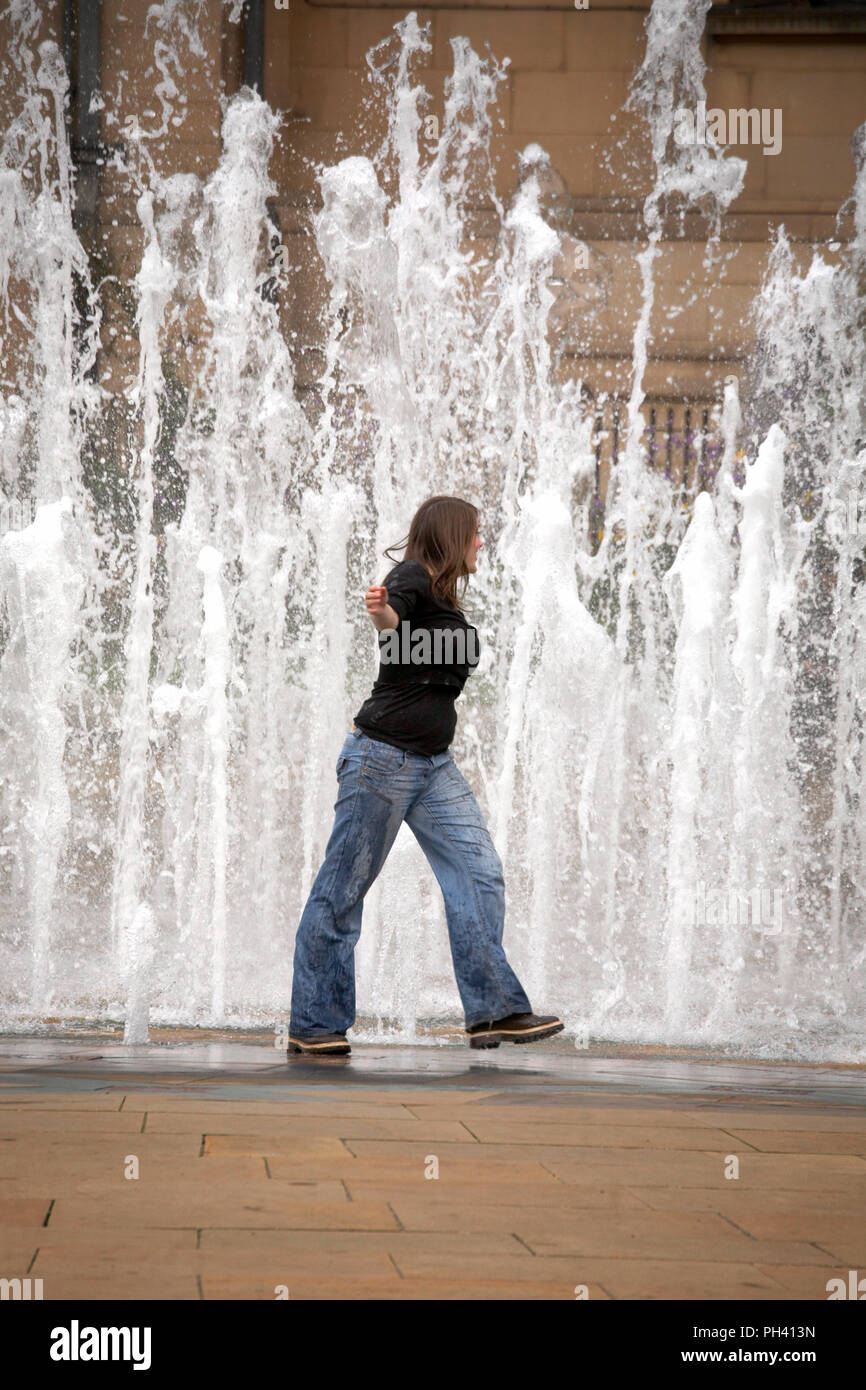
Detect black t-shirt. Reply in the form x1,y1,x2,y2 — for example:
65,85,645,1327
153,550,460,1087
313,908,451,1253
353,560,480,756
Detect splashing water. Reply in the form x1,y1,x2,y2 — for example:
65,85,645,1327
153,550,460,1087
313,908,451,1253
0,1,863,1059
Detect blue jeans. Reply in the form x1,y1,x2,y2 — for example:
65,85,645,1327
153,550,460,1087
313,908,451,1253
289,728,532,1037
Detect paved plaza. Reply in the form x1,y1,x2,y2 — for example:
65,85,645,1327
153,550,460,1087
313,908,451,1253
0,1032,864,1300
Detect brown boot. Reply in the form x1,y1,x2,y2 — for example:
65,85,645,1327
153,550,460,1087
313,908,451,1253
287,1033,351,1056
466,1013,564,1049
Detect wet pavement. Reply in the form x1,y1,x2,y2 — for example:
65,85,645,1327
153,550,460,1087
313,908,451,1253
0,1032,864,1107
1,1031,863,1299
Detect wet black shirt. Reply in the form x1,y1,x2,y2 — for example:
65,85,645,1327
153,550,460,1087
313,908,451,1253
353,560,480,756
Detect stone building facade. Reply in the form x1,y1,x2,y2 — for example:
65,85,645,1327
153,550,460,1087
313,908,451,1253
4,0,866,502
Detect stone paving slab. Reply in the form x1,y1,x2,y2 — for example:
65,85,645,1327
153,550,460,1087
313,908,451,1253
267,1154,558,1185
44,1193,399,1231
405,1102,723,1123
0,1167,339,1196
26,1274,201,1300
0,1095,126,1109
118,1098,418,1118
629,1186,866,1217
12,1229,197,1257
196,1228,536,1256
538,1152,866,1190
1,1135,209,1177
340,1179,650,1208
0,1230,51,1266
407,1101,866,1131
754,1263,859,1297
386,1255,807,1300
800,1234,865,1267
0,1109,145,1132
147,1112,473,1139
198,1274,610,1300
714,1210,863,1255
0,1035,862,1300
198,1259,402,1301
0,1197,53,1224
681,1109,866,1132
455,1120,758,1149
703,1128,866,1154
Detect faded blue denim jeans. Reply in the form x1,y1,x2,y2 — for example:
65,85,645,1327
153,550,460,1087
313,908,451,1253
289,728,532,1038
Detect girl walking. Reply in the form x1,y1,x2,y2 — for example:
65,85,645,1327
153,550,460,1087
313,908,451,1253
288,495,563,1055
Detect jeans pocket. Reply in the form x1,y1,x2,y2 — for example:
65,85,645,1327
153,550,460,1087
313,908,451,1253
361,738,404,769
360,745,405,801
336,739,359,780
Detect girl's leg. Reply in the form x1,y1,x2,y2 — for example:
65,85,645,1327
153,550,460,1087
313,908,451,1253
289,735,408,1037
404,754,533,1029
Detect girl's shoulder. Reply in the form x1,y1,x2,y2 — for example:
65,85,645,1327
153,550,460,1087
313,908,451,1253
385,560,470,619
385,559,432,587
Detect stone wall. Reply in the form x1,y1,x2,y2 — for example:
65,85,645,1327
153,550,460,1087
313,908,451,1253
4,0,866,492
264,1,866,412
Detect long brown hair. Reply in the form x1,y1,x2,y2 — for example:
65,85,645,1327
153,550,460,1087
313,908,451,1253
384,495,478,613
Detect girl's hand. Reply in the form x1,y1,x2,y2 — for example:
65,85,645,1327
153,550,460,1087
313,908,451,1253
364,585,399,631
365,584,388,615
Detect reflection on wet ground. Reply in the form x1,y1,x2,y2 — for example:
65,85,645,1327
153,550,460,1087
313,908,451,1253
1,1032,864,1107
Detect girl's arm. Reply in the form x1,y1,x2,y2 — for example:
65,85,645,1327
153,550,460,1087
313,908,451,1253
365,584,400,632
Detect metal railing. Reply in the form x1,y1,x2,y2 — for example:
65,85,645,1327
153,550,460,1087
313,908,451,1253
588,397,729,549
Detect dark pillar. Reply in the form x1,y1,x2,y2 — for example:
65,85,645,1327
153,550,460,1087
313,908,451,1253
243,0,265,95
63,0,103,231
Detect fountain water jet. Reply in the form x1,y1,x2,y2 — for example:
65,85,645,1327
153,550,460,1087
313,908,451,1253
0,2,862,1058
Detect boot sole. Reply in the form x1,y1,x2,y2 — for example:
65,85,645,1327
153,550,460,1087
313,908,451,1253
468,1021,564,1050
287,1037,351,1056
